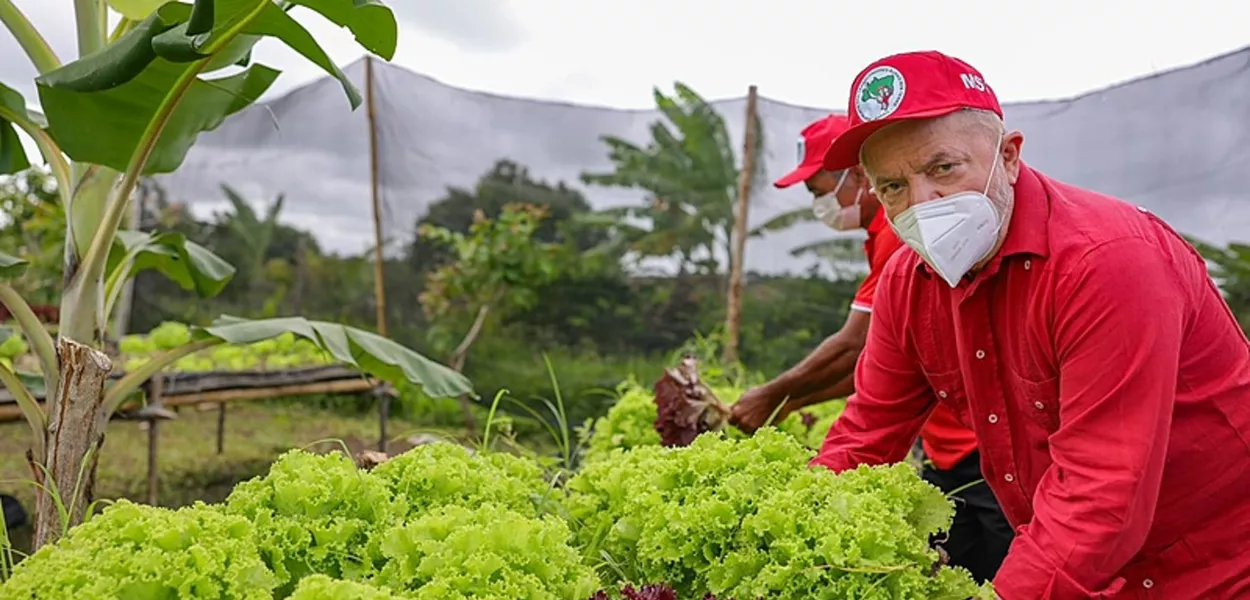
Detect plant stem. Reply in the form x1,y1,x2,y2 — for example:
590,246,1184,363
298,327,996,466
449,304,490,372
72,0,105,59
102,339,219,414
0,0,61,73
102,258,136,318
0,361,45,458
68,61,209,344
0,284,58,394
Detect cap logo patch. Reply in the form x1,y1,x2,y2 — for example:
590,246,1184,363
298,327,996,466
796,136,806,163
855,66,906,122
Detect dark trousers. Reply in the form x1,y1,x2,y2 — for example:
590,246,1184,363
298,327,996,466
922,450,1014,584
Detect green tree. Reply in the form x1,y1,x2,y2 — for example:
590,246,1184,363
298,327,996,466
418,203,569,430
0,166,63,307
408,159,608,275
580,82,766,277
214,184,285,290
0,0,471,548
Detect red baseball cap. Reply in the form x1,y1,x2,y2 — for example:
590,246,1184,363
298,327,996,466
773,114,850,188
822,51,1003,172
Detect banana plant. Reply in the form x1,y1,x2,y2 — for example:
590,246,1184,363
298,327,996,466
0,0,473,550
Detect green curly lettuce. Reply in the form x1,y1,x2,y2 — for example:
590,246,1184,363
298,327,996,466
566,429,992,599
224,449,402,595
371,441,557,518
288,574,410,600
372,503,602,600
0,500,277,600
581,379,662,463
583,377,846,463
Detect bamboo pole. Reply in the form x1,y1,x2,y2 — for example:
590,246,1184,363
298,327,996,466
365,56,389,337
722,85,759,365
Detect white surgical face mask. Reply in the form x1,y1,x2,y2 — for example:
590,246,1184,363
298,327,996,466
812,171,864,231
889,137,1006,288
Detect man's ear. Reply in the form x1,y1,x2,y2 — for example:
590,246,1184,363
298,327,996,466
1002,130,1025,184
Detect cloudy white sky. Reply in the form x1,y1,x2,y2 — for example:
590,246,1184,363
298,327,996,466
2,0,1246,115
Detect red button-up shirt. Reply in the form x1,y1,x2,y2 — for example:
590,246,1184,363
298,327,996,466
853,208,980,471
813,164,1250,599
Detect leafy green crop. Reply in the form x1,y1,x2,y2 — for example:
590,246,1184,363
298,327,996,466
224,450,402,595
371,441,559,518
374,504,601,600
288,575,407,600
567,429,993,599
0,404,992,599
581,379,662,462
119,322,335,372
0,500,278,599
582,377,846,464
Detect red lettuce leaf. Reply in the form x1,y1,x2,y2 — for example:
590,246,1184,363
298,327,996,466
653,355,731,447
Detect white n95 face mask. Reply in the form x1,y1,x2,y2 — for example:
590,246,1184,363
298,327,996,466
812,170,864,231
889,138,1006,288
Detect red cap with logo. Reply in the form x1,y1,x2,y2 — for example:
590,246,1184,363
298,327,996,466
773,114,850,188
822,50,1002,172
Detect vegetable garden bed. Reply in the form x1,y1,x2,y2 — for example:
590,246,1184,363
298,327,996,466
0,431,997,599
0,352,997,599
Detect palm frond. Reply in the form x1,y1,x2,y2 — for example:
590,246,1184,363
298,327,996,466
750,207,814,237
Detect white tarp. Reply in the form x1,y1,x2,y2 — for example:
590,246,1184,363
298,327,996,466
157,45,1250,274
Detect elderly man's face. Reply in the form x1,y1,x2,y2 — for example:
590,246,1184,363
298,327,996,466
859,112,1024,223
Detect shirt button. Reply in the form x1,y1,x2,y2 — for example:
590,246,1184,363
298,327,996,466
1024,259,1032,270
988,414,999,424
1034,401,1045,410
1143,579,1154,589
1004,474,1015,483
975,350,986,359
938,390,948,399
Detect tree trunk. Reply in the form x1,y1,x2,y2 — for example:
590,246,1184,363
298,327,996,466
30,338,113,550
448,304,490,435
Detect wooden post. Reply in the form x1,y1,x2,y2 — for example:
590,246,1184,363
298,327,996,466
377,390,390,453
146,420,159,506
364,55,389,337
145,375,163,507
215,402,226,455
722,85,759,365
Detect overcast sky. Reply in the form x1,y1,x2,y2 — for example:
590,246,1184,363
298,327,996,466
1,0,1245,181
2,0,1246,114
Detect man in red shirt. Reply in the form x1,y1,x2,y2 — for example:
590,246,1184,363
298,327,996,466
814,50,1250,599
731,113,1012,583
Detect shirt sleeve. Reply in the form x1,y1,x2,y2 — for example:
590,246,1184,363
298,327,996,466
811,263,935,472
993,238,1187,599
852,228,907,313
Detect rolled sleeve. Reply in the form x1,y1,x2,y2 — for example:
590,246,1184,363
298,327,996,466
811,271,935,472
994,238,1184,598
851,267,881,313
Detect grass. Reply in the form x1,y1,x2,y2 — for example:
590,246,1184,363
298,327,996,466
0,401,473,556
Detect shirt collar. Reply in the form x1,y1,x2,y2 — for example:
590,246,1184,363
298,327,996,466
997,162,1050,260
914,161,1051,277
865,204,889,238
